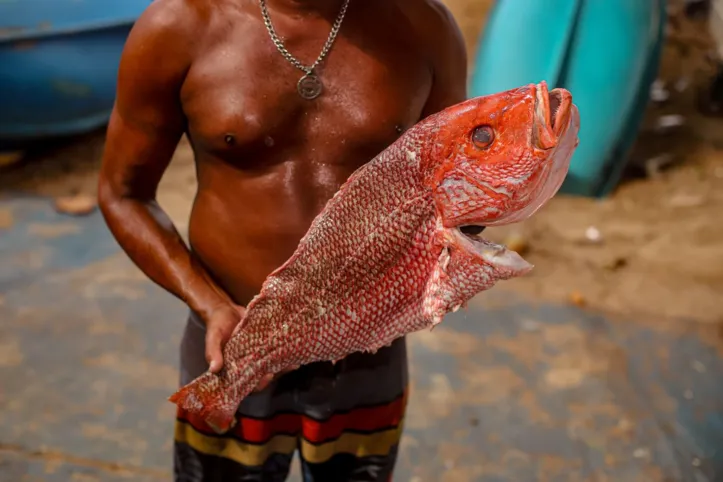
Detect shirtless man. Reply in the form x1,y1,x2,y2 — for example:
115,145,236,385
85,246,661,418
98,0,466,479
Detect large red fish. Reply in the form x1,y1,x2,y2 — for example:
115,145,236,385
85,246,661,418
170,81,580,433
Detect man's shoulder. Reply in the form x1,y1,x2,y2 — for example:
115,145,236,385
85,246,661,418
132,0,208,44
117,0,213,93
402,0,460,38
119,0,217,74
400,0,465,59
398,1,467,112
416,0,458,25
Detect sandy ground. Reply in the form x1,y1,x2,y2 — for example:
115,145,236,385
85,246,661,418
1,1,722,324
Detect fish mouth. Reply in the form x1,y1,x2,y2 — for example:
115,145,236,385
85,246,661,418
533,80,573,150
453,226,533,275
480,82,579,227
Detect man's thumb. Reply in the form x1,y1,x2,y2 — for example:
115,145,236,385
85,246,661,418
205,328,223,373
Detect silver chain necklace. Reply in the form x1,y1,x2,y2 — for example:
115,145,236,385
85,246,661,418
259,0,350,100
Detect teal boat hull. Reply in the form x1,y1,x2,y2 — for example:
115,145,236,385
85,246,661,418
470,0,667,197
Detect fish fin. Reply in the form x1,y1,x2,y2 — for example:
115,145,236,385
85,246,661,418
168,373,239,434
169,358,267,434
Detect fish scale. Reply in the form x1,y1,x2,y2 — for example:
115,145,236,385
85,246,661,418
169,82,580,433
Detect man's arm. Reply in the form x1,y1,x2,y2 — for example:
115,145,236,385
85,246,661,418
98,0,239,372
420,0,468,116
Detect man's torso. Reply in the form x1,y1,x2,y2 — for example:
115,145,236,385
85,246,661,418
176,0,443,304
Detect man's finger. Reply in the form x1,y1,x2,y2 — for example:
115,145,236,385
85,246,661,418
205,328,224,373
230,305,247,338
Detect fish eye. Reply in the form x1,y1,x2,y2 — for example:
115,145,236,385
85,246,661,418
471,125,495,149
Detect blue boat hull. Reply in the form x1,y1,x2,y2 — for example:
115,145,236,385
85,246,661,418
470,0,667,198
0,26,132,143
0,0,150,145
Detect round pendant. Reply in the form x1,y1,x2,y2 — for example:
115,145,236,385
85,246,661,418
297,73,323,100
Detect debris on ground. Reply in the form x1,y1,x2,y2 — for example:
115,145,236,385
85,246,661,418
53,194,97,216
584,226,603,244
504,232,529,256
644,153,678,179
569,291,586,307
668,192,706,207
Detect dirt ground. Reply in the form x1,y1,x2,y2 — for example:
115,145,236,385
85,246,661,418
1,1,722,324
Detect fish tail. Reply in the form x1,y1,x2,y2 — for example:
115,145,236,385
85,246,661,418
168,364,263,434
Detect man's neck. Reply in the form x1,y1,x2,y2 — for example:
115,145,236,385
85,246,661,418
264,0,346,15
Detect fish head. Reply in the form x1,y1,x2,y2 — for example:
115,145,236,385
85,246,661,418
423,81,579,228
420,81,580,277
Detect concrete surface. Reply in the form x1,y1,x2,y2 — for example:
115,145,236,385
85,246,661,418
1,195,722,482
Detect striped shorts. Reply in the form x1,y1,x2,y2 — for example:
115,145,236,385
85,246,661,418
174,312,408,482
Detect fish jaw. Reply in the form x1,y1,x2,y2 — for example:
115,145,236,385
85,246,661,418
422,225,533,325
446,225,533,278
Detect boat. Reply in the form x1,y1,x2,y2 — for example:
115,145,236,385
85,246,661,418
0,0,150,147
469,0,667,197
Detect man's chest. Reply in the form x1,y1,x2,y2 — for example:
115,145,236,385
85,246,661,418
180,14,433,164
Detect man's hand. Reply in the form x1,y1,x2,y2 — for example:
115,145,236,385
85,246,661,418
203,302,297,391
204,303,246,373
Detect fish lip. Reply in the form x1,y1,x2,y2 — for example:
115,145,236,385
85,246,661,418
549,88,573,138
532,81,573,150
